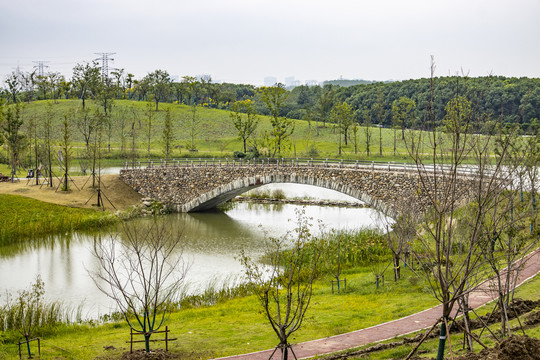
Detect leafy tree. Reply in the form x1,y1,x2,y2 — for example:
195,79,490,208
374,89,384,156
351,119,359,154
316,85,334,128
363,106,373,156
392,96,415,156
199,74,212,106
42,103,55,187
1,103,25,180
260,84,294,157
72,62,101,109
331,102,353,155
185,104,200,151
59,112,72,191
110,68,125,99
95,77,115,115
34,74,49,100
5,71,21,103
144,101,155,157
20,71,36,103
162,107,174,159
145,70,172,111
181,76,198,105
89,109,105,188
230,99,259,153
133,77,151,101
48,72,64,103
125,73,135,99
443,95,471,134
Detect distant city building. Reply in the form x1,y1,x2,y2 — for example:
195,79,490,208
305,80,319,87
285,76,295,87
264,76,278,86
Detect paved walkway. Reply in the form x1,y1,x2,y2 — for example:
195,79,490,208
215,249,540,360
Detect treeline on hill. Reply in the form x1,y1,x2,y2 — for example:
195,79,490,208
1,62,539,132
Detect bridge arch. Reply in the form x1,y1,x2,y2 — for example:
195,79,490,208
180,173,393,215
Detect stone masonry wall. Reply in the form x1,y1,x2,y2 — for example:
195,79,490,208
120,165,473,215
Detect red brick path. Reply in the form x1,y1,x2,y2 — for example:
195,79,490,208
215,249,540,360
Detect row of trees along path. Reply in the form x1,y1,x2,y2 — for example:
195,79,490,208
214,248,540,360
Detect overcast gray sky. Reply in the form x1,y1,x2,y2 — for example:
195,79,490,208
1,0,539,85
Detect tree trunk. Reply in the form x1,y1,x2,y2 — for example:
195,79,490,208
144,333,151,353
280,341,288,360
393,255,400,282
393,129,396,156
436,317,448,360
379,126,382,156
25,334,31,357
460,295,473,351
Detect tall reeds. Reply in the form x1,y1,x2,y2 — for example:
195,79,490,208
0,194,116,246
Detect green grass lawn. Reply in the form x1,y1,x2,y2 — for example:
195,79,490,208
2,268,539,360
0,265,438,359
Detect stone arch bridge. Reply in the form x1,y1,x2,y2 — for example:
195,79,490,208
119,159,475,216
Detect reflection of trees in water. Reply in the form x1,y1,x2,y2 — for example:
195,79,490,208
124,211,266,254
0,231,95,258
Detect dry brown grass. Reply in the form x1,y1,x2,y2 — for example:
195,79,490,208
0,175,141,212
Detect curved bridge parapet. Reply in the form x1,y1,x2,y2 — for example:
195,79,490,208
119,158,476,216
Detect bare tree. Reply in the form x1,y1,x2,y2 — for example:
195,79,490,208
404,62,520,360
477,122,539,340
239,209,323,360
381,205,416,283
75,107,96,155
90,218,188,353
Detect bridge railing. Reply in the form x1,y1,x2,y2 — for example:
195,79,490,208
122,158,482,176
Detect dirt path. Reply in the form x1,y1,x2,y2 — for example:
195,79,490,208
0,174,141,211
215,249,540,360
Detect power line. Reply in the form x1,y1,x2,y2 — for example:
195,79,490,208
94,52,115,79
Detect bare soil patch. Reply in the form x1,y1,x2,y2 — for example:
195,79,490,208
120,349,178,360
454,335,540,360
0,175,141,211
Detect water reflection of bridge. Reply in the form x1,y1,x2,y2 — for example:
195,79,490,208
120,158,476,216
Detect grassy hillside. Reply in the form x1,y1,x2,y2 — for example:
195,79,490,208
2,99,418,169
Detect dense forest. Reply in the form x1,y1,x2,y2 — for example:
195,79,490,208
1,64,539,133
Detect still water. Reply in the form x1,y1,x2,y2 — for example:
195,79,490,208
0,184,390,318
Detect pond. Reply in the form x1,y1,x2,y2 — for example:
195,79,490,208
0,184,392,319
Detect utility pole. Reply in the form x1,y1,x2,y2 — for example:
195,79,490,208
94,52,116,80
32,61,50,77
